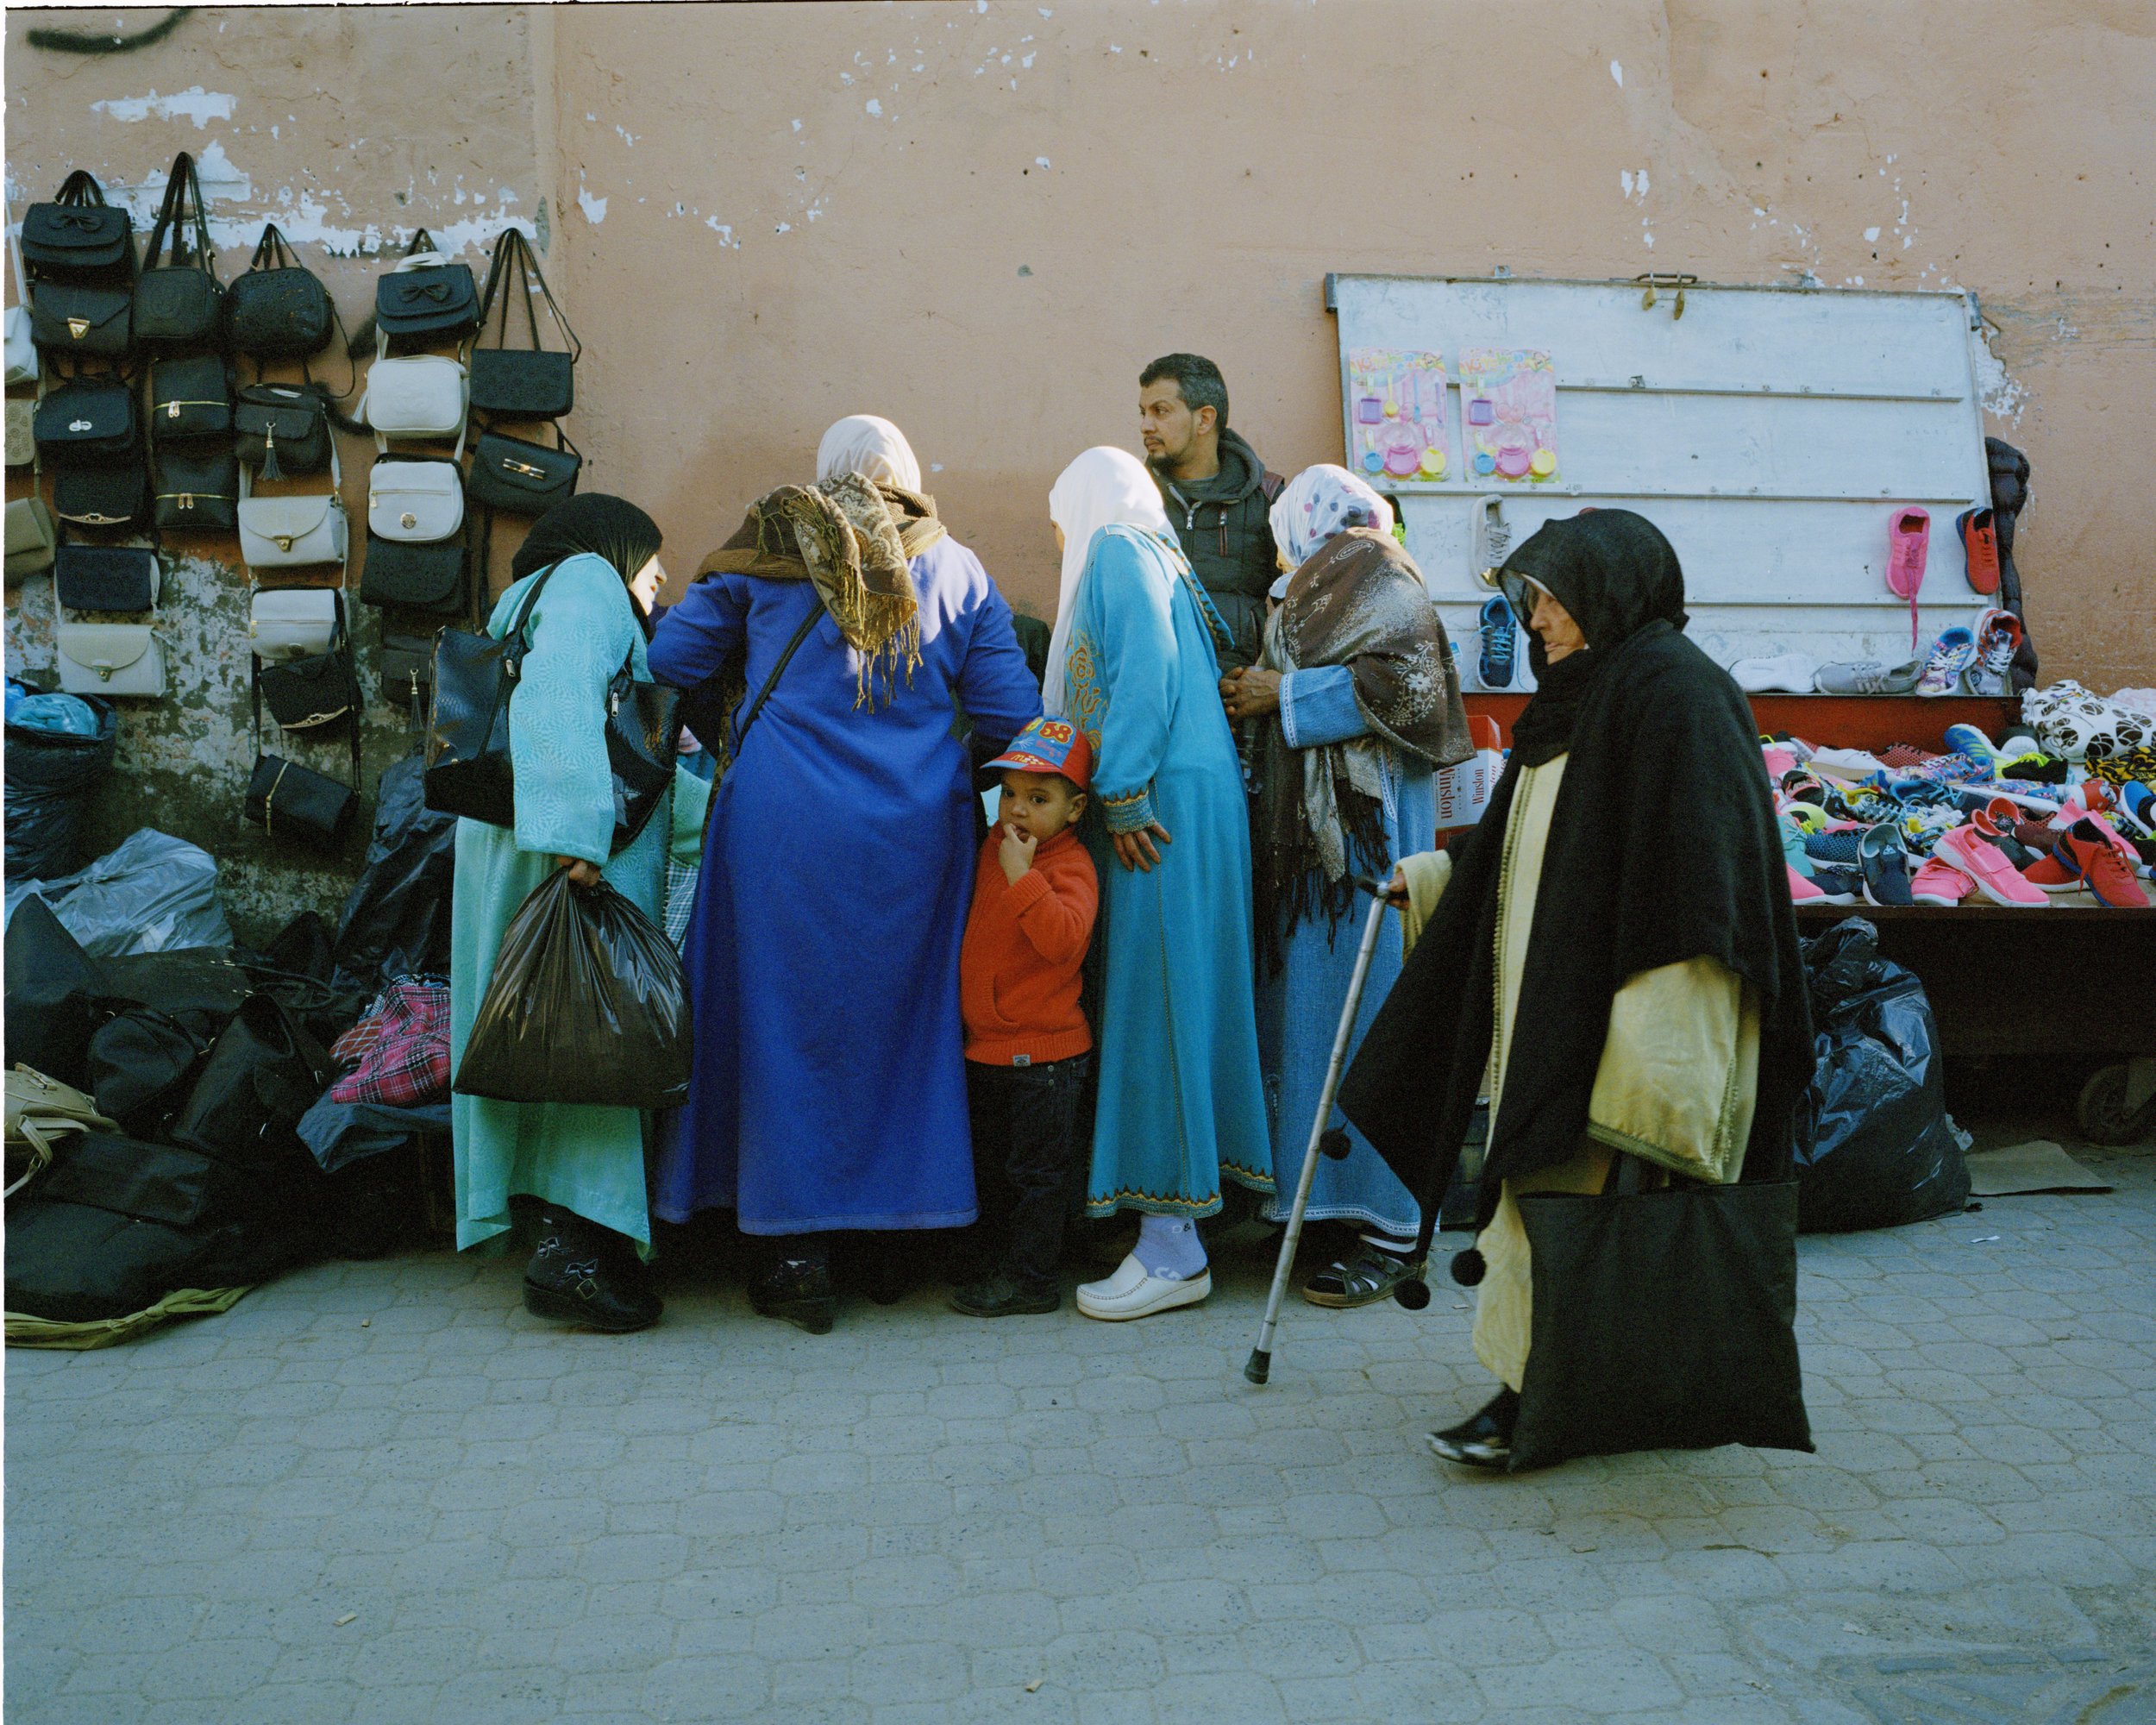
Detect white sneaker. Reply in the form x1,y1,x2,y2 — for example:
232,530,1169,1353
1728,651,1819,693
1074,1252,1212,1322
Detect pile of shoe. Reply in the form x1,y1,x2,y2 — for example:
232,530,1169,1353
1765,720,2155,912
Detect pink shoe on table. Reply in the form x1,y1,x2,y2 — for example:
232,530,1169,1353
1909,857,1973,906
1934,821,2049,907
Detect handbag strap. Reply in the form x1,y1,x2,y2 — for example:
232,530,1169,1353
248,222,297,275
731,602,822,756
475,227,580,361
54,171,108,209
141,153,215,275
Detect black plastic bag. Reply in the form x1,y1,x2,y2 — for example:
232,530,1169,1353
332,754,456,991
1793,918,1970,1233
4,896,110,1086
4,689,116,881
454,869,691,1109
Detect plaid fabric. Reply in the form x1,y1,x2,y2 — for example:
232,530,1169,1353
329,980,451,1107
666,860,698,950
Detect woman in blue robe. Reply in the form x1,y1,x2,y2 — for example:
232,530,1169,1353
647,417,1040,1333
1042,447,1271,1323
1219,466,1470,1307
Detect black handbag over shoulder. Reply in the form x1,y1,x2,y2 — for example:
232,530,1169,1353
234,382,332,479
465,425,580,516
149,352,234,441
226,223,334,361
374,228,479,342
423,559,681,854
468,227,579,419
132,153,227,350
1507,1154,1813,1474
22,171,135,285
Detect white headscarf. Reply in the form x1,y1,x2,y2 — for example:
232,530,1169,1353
1043,446,1173,717
1268,464,1395,578
815,414,922,491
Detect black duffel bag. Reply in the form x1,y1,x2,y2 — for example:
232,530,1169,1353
4,1132,311,1322
84,1006,217,1139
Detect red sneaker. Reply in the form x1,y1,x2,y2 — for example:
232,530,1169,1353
1957,506,2001,596
2064,819,2149,908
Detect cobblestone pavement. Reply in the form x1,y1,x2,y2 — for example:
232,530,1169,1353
7,1129,2152,1725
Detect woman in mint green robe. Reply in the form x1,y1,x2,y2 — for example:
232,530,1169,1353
448,498,707,1329
1044,451,1270,1256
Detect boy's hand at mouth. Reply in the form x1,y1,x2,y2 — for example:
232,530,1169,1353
998,822,1038,884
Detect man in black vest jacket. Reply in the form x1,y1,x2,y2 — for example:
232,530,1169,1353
1139,354,1284,674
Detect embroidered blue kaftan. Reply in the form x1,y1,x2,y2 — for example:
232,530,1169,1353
1064,524,1270,1217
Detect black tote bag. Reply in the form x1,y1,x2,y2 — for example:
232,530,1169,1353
468,227,579,418
1508,1159,1813,1474
133,153,227,350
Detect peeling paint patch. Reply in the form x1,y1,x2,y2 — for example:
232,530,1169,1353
93,87,236,129
577,178,608,226
1864,226,1881,242
1970,327,2027,423
866,98,884,116
1609,60,1623,87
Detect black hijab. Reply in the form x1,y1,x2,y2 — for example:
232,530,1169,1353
1499,510,1689,768
513,494,664,634
1338,510,1813,1244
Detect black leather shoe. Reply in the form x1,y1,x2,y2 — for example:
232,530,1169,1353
1302,1244,1420,1309
1426,1388,1519,1471
751,1258,836,1335
523,1221,661,1333
950,1272,1060,1317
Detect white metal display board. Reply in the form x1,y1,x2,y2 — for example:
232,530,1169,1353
1328,274,1995,681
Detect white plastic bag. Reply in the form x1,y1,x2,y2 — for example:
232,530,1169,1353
3,828,233,957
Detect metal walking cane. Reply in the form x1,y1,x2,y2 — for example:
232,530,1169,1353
1245,875,1429,1387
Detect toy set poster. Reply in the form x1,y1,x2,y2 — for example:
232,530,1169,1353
1456,348,1559,482
1345,348,1454,481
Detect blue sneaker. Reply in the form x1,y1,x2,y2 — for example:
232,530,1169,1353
1804,829,1865,870
1808,866,1862,906
1859,825,1916,906
1942,724,2002,775
1478,595,1519,690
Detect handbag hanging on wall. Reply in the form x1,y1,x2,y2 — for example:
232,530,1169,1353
148,352,235,441
53,462,149,531
423,558,683,854
6,398,34,467
151,440,239,533
469,227,579,419
373,229,479,343
255,594,360,735
53,587,166,698
6,494,59,583
244,671,361,851
249,585,341,662
360,335,468,448
226,223,333,361
4,210,37,388
238,440,348,572
29,280,133,359
53,524,160,612
132,153,227,352
234,381,332,478
465,424,579,517
33,375,140,464
22,172,135,286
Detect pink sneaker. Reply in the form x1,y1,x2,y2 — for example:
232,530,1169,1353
1787,865,1827,904
1934,822,2050,907
1886,507,1930,649
1910,857,1973,906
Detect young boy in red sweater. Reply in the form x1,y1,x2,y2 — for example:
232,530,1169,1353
953,718,1100,1316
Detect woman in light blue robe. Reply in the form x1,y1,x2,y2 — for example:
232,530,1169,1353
1043,448,1270,1322
451,497,708,1333
1220,465,1470,1307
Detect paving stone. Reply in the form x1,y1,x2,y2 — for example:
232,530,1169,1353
6,1139,2153,1724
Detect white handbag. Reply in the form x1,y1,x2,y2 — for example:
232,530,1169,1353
248,586,341,662
367,456,465,543
360,328,467,450
55,619,166,696
4,213,35,387
238,441,348,570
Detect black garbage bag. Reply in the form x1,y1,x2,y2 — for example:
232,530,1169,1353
454,868,691,1109
4,689,116,881
1793,918,1969,1233
333,754,456,992
4,896,110,1087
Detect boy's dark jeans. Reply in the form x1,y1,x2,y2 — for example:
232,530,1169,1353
968,1052,1092,1294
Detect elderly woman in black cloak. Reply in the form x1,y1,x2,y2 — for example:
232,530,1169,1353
1338,510,1814,1470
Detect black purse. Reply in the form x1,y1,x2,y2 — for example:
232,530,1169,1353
226,223,333,360
468,228,579,419
30,281,133,357
1507,1156,1814,1474
54,464,149,530
34,378,141,463
234,383,332,479
379,629,436,715
167,993,336,1169
22,171,134,285
132,153,226,351
149,352,234,440
153,442,240,533
53,532,160,611
374,228,479,342
243,653,362,853
256,596,360,733
423,560,682,854
360,535,467,617
465,425,580,516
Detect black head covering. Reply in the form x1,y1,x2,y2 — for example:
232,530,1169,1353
512,493,664,630
1496,510,1689,767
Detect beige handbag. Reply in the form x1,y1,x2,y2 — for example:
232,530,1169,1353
54,578,166,697
6,492,57,583
238,439,348,571
361,327,468,451
367,455,465,542
248,585,341,662
5,1064,115,1199
5,396,33,467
